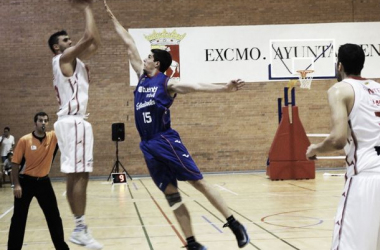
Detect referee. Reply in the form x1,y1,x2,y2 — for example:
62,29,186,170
7,112,69,250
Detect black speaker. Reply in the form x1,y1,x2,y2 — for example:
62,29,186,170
112,123,125,141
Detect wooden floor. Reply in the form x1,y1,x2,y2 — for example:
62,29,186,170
0,171,346,250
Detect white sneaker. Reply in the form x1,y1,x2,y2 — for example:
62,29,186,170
70,226,103,249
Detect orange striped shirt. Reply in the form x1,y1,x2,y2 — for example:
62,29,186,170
12,131,57,177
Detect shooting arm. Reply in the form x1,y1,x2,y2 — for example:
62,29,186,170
60,5,98,75
104,0,143,77
78,5,101,60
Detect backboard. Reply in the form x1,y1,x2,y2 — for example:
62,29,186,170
269,39,336,80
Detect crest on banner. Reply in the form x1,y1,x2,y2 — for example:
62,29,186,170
144,30,186,81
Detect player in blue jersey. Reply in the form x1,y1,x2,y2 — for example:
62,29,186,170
105,1,249,249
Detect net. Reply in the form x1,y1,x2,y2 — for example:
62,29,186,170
296,70,314,89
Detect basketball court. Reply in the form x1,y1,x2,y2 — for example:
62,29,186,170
3,1,379,247
0,37,347,249
0,171,345,249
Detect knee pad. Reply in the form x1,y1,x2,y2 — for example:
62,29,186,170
165,192,183,210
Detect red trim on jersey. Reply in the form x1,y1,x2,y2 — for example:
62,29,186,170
68,78,80,115
68,79,75,115
346,83,355,116
74,81,80,115
85,65,90,84
74,121,78,172
337,177,354,250
54,86,62,106
161,135,201,176
346,121,358,175
349,121,359,175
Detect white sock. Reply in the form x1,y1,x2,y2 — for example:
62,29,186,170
74,215,86,231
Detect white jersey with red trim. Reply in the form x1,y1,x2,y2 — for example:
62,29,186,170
52,54,89,117
344,78,380,177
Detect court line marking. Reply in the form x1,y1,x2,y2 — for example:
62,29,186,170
229,206,301,250
127,183,153,250
323,173,345,176
139,179,186,247
214,184,239,195
0,206,14,220
307,133,330,137
202,215,223,233
262,214,324,229
179,188,262,250
287,183,316,192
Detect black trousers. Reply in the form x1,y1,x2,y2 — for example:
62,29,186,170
7,176,69,250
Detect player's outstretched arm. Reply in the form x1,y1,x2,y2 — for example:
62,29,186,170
167,79,245,95
306,82,353,159
60,1,100,66
104,0,143,77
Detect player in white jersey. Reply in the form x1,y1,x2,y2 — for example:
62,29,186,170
307,43,380,250
48,0,102,249
0,127,15,163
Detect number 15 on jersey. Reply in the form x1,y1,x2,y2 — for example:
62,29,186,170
143,112,152,123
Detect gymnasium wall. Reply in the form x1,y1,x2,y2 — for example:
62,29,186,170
1,0,380,177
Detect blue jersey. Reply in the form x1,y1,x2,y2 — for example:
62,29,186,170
134,72,175,140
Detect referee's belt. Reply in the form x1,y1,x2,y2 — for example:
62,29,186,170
19,174,49,181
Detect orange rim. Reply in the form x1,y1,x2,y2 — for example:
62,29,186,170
296,70,314,79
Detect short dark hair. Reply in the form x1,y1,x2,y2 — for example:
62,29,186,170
7,152,13,158
4,127,10,132
338,44,365,76
151,49,172,73
34,112,49,123
48,30,68,54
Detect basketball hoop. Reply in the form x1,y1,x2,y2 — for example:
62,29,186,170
296,70,314,89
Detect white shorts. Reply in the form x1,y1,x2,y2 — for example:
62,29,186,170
332,172,380,250
54,116,94,173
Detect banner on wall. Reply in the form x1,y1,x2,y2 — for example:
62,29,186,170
129,22,380,86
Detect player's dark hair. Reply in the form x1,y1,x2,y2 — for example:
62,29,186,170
151,49,172,73
34,112,49,123
338,44,365,76
4,127,10,132
48,30,68,54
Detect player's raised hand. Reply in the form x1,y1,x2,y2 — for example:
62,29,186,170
104,0,117,21
226,79,245,92
104,0,124,31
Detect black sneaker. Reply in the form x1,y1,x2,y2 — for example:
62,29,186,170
223,220,250,248
184,241,207,250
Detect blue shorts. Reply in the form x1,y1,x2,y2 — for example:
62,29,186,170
140,129,203,192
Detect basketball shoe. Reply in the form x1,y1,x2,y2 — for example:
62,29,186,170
70,226,103,249
223,220,250,248
185,241,207,250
